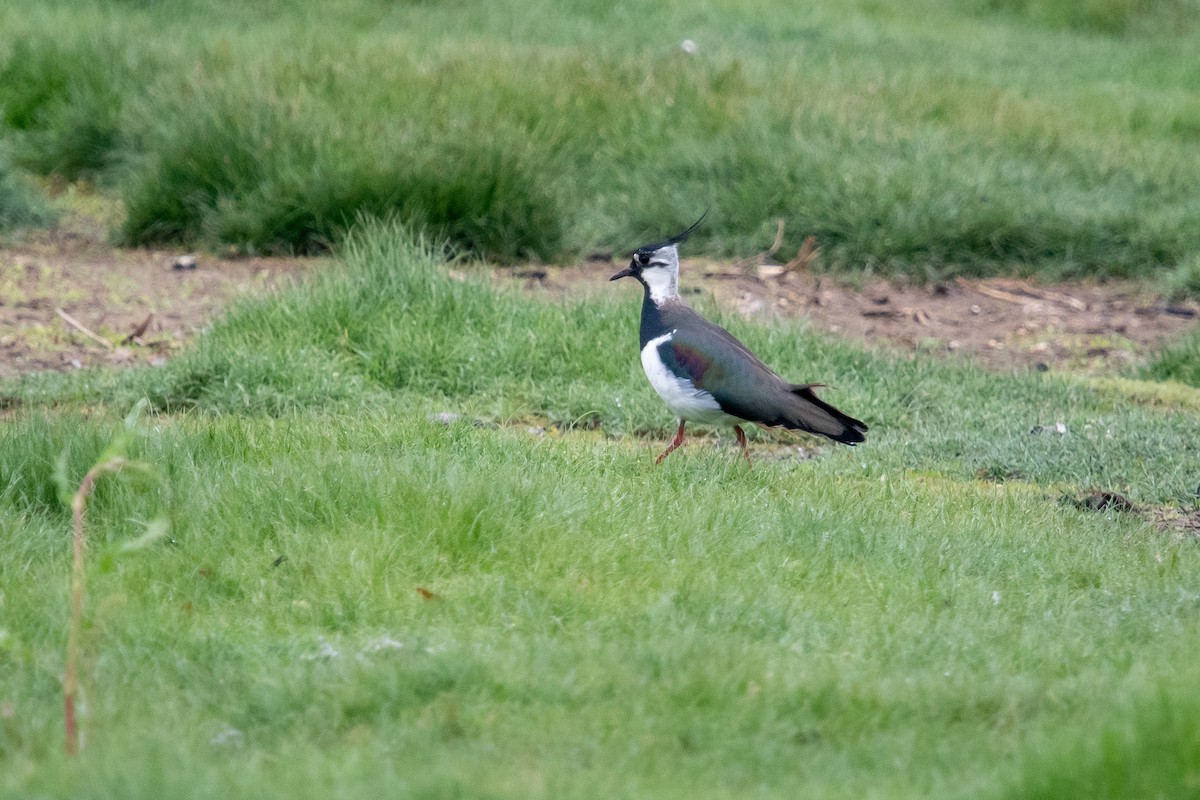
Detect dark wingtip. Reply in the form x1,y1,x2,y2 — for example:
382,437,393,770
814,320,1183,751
819,417,867,445
790,384,868,446
831,426,868,446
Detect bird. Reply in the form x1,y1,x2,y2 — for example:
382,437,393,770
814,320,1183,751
609,213,868,466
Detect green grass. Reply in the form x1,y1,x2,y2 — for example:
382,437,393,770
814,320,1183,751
0,145,53,234
1,0,1199,278
1164,254,1200,300
981,0,1200,35
3,222,1200,797
3,409,1200,797
1145,326,1200,388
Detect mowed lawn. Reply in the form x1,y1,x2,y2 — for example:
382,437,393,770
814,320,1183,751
3,224,1200,798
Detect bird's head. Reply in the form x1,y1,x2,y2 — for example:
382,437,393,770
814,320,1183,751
609,211,707,303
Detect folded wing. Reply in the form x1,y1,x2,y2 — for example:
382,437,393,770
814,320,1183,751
660,310,868,445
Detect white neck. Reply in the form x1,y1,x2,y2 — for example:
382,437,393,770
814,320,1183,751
642,266,678,304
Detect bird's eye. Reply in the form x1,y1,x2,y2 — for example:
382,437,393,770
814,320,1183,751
636,253,649,266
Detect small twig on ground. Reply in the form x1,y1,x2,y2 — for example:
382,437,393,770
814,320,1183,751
958,278,1086,311
992,278,1087,311
121,313,154,345
957,278,1027,306
56,308,113,350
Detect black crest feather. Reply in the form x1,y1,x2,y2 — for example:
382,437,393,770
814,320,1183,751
635,209,709,255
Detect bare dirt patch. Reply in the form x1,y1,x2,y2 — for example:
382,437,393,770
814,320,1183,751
3,199,1197,382
517,260,1199,374
1,203,312,379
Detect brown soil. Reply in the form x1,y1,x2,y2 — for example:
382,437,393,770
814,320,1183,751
0,203,312,378
520,259,1199,374
3,201,1197,381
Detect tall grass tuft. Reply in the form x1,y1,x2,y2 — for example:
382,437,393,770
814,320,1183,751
119,79,565,257
0,26,140,180
1163,254,1200,301
1144,326,1200,388
135,219,628,416
0,146,53,233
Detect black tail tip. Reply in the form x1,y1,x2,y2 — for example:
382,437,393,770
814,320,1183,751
835,427,868,446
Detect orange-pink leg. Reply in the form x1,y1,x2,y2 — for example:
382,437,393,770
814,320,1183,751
655,421,687,464
734,425,753,468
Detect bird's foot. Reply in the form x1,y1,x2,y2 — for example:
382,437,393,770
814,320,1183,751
655,421,687,464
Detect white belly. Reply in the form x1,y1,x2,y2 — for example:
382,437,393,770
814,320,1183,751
640,332,735,426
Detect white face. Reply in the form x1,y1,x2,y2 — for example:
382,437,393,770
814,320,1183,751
638,245,679,303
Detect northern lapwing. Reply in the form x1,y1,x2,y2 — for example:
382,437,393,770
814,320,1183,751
610,214,868,466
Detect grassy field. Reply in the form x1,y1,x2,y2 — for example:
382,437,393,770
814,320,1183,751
2,0,1200,282
4,0,1200,794
3,222,1200,798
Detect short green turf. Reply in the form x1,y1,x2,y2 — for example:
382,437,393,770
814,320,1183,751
4,407,1200,800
